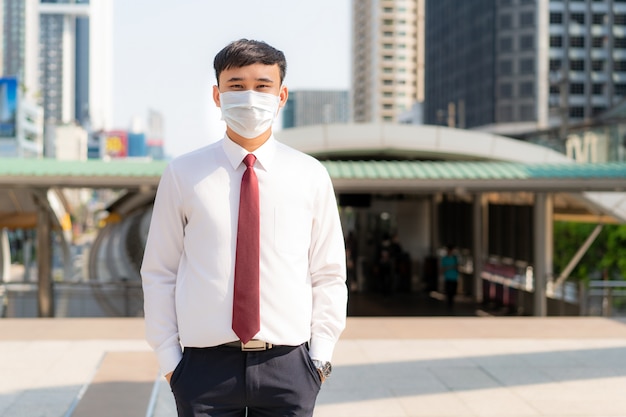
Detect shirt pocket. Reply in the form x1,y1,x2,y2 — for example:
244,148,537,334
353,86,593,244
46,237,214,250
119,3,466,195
274,206,312,255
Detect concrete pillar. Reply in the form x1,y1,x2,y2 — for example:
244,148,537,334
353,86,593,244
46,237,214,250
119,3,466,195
36,200,54,317
472,194,488,303
0,228,10,282
533,193,553,317
430,193,441,254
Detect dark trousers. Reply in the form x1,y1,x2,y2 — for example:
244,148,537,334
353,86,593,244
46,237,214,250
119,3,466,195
170,343,322,417
445,280,458,310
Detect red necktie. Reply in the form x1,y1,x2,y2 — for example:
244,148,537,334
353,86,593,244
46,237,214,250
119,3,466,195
232,154,260,343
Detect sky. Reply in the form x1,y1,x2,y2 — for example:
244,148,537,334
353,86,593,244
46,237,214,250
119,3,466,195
112,0,352,158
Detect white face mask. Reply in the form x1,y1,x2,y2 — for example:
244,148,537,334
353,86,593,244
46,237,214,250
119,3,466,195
219,90,281,139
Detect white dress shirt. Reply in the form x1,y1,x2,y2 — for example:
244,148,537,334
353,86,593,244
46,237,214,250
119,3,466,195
141,135,348,374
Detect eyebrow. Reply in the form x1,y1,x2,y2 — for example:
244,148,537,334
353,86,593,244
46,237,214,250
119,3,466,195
225,76,274,83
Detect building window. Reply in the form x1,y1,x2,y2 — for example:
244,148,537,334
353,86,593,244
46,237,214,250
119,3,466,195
520,58,534,74
550,12,562,24
520,12,534,27
521,105,535,121
520,35,534,50
592,14,606,24
500,14,512,29
569,107,584,118
383,104,393,109
570,13,585,24
615,61,626,71
498,106,513,122
499,60,512,75
550,59,562,71
616,37,626,48
550,36,562,47
384,31,393,37
570,36,585,48
616,15,626,25
592,60,604,71
592,36,605,48
383,79,393,85
569,83,585,95
592,107,606,116
592,84,603,95
570,60,585,71
500,37,513,52
500,83,513,98
520,81,534,97
550,85,560,94
616,84,626,95
383,67,393,73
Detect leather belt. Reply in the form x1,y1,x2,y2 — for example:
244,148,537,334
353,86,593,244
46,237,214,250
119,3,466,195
221,340,274,351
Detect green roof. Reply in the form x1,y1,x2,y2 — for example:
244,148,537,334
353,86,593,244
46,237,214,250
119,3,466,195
0,157,168,178
321,160,626,180
0,158,625,192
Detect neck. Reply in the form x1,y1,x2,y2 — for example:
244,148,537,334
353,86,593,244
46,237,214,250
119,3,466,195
226,127,272,152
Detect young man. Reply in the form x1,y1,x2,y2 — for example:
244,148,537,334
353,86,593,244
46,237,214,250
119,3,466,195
141,39,348,416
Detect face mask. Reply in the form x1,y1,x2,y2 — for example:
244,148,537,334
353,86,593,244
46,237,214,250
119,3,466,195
219,90,281,139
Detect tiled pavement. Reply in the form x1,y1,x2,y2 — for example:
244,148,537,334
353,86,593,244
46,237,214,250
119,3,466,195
2,313,626,416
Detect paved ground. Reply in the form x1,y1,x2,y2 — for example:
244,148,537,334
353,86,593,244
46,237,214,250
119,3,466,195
2,314,626,417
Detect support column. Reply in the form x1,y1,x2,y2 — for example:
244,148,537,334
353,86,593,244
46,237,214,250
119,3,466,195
472,194,488,303
430,193,441,254
36,198,54,317
533,193,553,317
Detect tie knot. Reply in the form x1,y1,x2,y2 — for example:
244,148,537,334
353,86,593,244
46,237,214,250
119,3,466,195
243,154,256,168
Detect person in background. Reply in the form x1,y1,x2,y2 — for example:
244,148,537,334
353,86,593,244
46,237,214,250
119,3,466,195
141,38,348,417
441,244,459,311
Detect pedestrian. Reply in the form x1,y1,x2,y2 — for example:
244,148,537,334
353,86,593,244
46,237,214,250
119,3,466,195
141,38,348,417
441,244,459,311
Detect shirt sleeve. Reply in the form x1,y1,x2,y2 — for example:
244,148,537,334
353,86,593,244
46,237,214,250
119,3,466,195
141,163,185,375
307,168,348,362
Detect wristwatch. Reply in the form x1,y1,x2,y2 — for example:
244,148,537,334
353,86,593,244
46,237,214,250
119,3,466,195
312,360,332,382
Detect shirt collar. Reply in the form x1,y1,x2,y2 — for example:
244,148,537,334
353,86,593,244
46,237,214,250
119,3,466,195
222,134,277,172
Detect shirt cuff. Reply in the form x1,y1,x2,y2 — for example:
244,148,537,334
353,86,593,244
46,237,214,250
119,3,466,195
157,344,183,376
308,336,336,362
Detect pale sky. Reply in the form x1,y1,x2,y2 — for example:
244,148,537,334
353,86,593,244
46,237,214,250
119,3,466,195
112,0,352,158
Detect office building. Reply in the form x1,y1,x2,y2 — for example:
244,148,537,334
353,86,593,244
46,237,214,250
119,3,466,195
38,0,113,131
352,0,425,123
2,0,112,133
282,90,349,128
424,0,626,136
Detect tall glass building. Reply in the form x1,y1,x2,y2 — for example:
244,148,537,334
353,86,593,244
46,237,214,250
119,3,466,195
424,0,626,137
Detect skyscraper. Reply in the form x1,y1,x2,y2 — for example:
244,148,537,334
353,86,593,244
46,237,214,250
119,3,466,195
424,0,626,136
351,0,425,123
38,0,112,131
1,0,112,131
282,90,349,128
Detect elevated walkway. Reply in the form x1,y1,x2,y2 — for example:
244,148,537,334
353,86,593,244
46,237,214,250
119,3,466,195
2,317,626,417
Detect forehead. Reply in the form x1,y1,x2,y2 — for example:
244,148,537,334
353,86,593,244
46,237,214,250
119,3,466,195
219,63,281,83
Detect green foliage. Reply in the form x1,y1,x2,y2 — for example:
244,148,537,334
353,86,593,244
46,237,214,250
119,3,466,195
553,222,626,283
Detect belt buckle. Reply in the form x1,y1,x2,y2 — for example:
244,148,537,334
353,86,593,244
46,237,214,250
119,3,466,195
241,340,271,351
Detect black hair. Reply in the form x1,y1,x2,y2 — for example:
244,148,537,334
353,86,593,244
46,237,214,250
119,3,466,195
214,39,287,85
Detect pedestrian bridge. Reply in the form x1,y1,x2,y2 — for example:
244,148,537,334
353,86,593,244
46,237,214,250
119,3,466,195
1,124,626,318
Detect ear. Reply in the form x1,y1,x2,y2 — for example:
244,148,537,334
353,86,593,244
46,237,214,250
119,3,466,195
212,85,221,107
278,85,288,108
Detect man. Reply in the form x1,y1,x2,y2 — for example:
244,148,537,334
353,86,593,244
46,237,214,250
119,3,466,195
141,39,348,416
